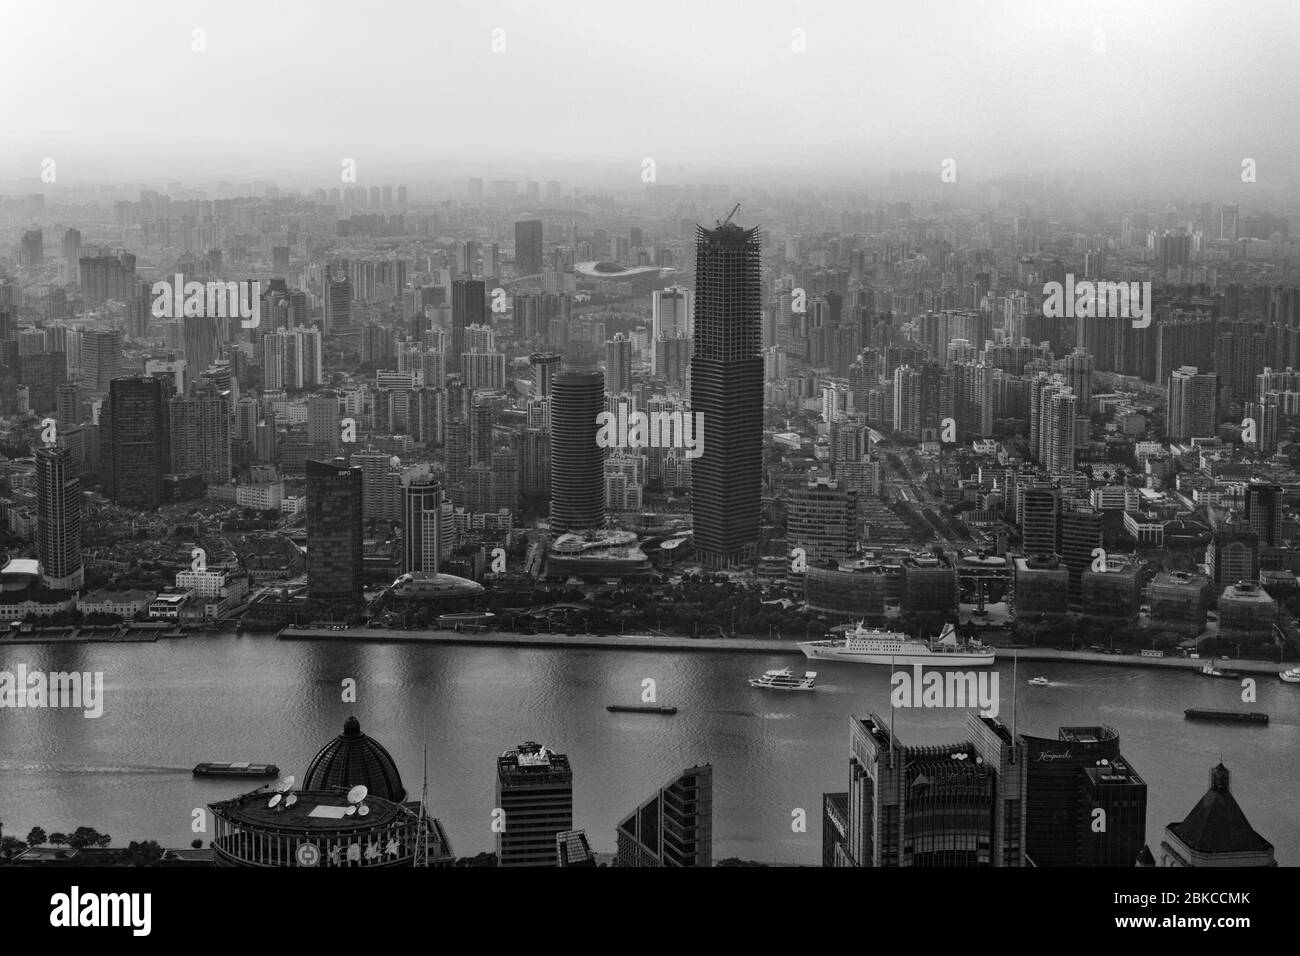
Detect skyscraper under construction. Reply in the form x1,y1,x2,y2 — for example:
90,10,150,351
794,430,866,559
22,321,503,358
690,215,763,569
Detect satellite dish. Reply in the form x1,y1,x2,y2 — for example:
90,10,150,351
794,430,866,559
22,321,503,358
347,784,368,804
284,794,298,808
358,804,370,817
268,793,282,808
345,805,357,816
275,775,295,793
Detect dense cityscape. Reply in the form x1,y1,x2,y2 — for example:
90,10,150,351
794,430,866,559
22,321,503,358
0,1,1296,889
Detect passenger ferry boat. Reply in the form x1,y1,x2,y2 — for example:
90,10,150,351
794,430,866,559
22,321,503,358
1027,676,1050,686
1280,667,1300,684
748,668,817,691
798,622,994,667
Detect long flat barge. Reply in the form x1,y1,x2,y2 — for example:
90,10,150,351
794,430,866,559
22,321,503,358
1183,709,1268,725
606,705,678,715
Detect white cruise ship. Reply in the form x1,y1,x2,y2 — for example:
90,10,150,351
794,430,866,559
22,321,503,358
748,668,817,691
798,622,995,667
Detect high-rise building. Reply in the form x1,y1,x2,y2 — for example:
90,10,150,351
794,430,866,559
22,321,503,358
1021,725,1147,867
1167,366,1218,440
1020,486,1060,556
307,391,340,454
450,279,486,374
787,478,857,565
495,741,573,867
529,352,561,399
183,315,225,385
402,475,445,573
615,765,713,867
1156,764,1274,867
1244,480,1282,546
652,285,693,375
168,385,231,484
555,830,597,867
1059,503,1103,605
82,329,123,393
604,334,633,395
104,376,167,509
550,369,605,532
305,459,364,606
323,265,352,333
515,219,543,277
19,229,44,267
690,220,763,569
35,445,83,590
830,713,1026,867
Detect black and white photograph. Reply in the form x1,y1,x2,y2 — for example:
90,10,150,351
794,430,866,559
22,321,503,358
0,0,1296,936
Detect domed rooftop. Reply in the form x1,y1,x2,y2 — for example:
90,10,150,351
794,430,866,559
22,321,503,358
302,716,406,803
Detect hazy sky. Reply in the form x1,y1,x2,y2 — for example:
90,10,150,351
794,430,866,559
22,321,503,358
5,0,1299,190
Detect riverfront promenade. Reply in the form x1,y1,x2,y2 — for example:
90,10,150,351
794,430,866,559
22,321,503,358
277,626,1292,674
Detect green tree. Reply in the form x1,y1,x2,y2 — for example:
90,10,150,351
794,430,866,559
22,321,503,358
26,826,47,847
48,832,69,849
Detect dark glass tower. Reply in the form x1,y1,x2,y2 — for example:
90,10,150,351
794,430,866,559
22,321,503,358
1021,726,1147,867
104,376,166,509
35,445,82,590
690,219,763,569
450,279,486,373
306,458,364,606
615,764,713,867
549,369,605,532
515,219,543,277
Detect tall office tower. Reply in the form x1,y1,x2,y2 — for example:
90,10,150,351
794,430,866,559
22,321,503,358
480,243,499,280
450,279,486,374
1021,486,1060,555
515,220,544,277
168,386,231,484
1021,726,1147,867
787,478,858,565
82,329,123,392
1244,480,1283,547
263,326,323,391
1059,503,1103,605
529,352,561,399
550,370,605,532
650,286,692,373
183,314,223,387
1156,231,1191,272
615,765,714,868
1220,203,1240,241
307,391,341,454
35,445,83,590
830,713,1025,867
255,404,277,463
323,265,352,333
19,229,43,267
1063,347,1094,409
56,382,80,426
495,741,574,867
470,402,494,466
1155,311,1215,384
62,228,81,282
305,458,364,605
104,376,166,509
1166,366,1219,440
1215,323,1268,404
1156,764,1275,867
604,334,633,394
402,475,445,573
690,220,763,569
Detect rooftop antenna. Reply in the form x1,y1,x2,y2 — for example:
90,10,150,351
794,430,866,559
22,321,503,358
415,715,430,867
717,203,741,229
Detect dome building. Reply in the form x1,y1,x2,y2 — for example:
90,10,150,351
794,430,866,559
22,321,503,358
207,716,452,867
303,716,407,803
